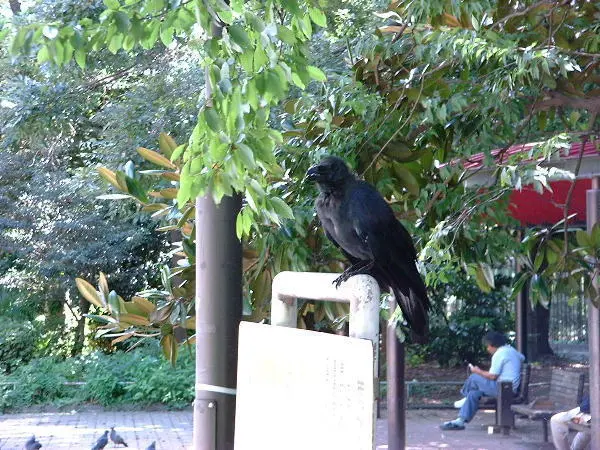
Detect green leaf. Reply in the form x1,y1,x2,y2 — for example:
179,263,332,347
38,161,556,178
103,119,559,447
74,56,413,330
479,262,495,290
160,25,174,46
576,229,591,248
533,248,545,272
228,24,252,51
510,272,531,300
474,265,492,293
392,164,420,197
309,8,327,27
277,25,296,45
306,65,326,82
245,12,265,32
122,34,135,52
253,45,268,70
217,9,233,25
291,72,305,89
145,0,165,13
236,210,244,239
236,144,256,169
37,46,50,64
160,334,173,362
104,0,120,9
170,144,186,162
592,223,600,248
204,108,222,132
114,11,131,33
177,161,192,207
281,0,301,15
270,197,294,220
124,176,149,203
108,33,123,54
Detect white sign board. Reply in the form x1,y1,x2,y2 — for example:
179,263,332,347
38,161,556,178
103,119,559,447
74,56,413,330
234,322,374,450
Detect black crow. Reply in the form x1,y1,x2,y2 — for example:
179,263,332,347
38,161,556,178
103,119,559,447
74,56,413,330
306,155,430,337
92,430,109,450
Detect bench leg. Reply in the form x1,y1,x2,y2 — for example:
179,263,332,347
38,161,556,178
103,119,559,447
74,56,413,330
497,381,514,433
542,419,548,442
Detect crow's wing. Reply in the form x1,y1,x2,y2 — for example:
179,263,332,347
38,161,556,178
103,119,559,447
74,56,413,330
324,229,362,264
346,181,430,335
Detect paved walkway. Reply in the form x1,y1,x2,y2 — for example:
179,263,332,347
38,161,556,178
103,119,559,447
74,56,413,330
0,408,557,449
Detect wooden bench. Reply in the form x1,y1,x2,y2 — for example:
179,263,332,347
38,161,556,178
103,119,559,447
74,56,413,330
478,363,531,434
511,368,585,442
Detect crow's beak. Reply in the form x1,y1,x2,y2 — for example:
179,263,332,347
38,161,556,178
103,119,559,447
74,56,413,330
305,165,320,181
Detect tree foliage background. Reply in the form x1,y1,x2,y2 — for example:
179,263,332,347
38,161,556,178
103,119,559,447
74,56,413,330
1,0,599,369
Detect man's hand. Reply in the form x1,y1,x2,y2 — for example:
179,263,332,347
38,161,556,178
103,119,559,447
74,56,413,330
470,364,499,380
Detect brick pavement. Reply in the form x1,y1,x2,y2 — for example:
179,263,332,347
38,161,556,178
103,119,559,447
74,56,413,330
0,408,559,449
0,410,191,450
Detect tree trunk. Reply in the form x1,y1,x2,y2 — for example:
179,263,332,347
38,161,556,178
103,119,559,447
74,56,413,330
533,302,554,356
526,301,554,360
9,0,21,14
71,297,90,356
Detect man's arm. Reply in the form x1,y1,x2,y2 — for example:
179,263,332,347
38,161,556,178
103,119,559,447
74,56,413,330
470,365,499,381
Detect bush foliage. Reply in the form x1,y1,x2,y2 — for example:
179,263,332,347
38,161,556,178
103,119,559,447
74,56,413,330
422,276,515,367
0,344,194,412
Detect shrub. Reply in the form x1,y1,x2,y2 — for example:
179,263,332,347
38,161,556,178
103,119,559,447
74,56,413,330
0,357,79,410
0,318,38,373
125,346,194,407
0,344,194,411
423,276,514,367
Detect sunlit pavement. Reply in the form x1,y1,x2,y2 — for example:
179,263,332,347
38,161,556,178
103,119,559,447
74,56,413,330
0,410,190,449
0,408,556,449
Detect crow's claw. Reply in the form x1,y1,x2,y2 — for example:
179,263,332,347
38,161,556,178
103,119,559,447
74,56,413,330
332,273,350,288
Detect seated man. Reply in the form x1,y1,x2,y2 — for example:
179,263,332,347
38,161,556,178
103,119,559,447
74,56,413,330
440,331,525,431
550,393,591,450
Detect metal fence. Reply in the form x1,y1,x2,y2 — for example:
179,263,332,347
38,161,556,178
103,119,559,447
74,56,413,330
549,292,588,344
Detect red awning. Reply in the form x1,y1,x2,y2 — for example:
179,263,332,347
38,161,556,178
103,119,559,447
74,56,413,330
457,140,599,226
509,179,590,226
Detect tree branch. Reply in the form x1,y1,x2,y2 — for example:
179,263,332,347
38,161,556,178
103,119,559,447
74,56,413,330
490,0,559,30
533,91,600,115
562,135,587,255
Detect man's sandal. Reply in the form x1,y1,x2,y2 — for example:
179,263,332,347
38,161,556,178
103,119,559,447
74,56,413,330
440,421,465,430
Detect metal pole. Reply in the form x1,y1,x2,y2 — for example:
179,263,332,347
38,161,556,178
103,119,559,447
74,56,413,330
586,177,600,449
515,278,528,358
193,194,242,450
387,298,405,450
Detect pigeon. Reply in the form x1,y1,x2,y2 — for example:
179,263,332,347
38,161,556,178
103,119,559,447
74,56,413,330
109,427,128,447
24,435,42,450
91,430,109,450
146,442,156,450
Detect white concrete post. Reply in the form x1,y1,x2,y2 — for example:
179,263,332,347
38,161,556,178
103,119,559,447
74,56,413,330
270,271,380,344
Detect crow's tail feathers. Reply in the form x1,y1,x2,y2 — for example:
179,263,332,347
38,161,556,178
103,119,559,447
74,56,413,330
371,264,430,341
393,286,429,344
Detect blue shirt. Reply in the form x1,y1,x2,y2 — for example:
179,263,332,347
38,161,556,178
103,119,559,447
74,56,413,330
489,345,525,391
